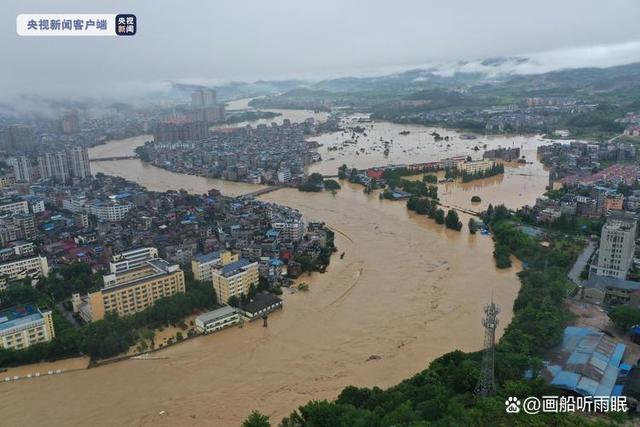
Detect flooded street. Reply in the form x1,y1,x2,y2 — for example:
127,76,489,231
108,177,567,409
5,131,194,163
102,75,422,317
1,183,520,427
4,104,552,427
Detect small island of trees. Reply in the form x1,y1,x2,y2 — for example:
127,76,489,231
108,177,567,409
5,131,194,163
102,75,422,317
471,195,482,203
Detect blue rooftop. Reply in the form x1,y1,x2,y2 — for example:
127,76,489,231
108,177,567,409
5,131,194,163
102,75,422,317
266,229,280,238
543,327,626,397
0,305,43,332
220,258,252,277
194,251,221,264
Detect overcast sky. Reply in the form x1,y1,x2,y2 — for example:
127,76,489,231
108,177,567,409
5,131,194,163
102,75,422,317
3,0,640,100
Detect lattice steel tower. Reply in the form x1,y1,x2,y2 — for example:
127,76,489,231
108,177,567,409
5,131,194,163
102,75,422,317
475,300,500,397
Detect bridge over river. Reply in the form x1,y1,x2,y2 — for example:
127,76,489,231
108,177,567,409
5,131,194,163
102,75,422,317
90,155,138,162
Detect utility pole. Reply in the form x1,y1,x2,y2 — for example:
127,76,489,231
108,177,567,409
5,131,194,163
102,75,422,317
475,300,500,397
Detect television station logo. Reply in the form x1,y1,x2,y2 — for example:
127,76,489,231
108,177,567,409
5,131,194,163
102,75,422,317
17,14,137,36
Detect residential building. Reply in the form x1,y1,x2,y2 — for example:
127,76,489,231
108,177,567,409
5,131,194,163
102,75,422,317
0,198,29,215
3,124,34,152
271,218,305,242
458,159,495,174
68,146,91,179
277,168,292,183
603,193,624,213
13,214,36,240
211,258,259,304
38,152,69,183
191,250,239,282
74,212,89,229
61,111,80,134
591,212,637,279
88,200,134,221
0,255,49,290
23,195,45,214
153,118,208,143
72,258,185,322
194,306,239,333
0,175,15,188
9,156,32,183
109,247,159,273
0,305,55,350
62,195,87,213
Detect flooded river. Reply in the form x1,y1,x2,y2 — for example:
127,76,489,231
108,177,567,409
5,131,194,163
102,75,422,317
2,104,551,426
2,183,521,427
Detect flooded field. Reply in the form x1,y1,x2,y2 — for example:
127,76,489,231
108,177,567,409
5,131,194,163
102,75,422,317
1,184,521,427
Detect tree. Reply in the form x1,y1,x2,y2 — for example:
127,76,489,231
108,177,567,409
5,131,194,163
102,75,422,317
242,410,270,427
445,209,462,231
610,305,640,331
338,164,348,180
434,209,445,224
468,218,478,234
471,195,481,203
324,179,341,190
423,174,437,184
228,295,240,308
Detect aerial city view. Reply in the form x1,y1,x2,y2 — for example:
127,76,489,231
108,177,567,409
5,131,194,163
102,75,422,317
3,1,640,426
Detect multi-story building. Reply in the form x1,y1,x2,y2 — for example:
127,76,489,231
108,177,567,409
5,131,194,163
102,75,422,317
277,168,292,183
22,195,45,214
0,198,29,215
191,250,239,282
0,175,16,188
591,212,637,280
458,159,495,175
194,306,239,334
153,118,208,143
38,152,70,183
0,255,49,290
62,195,87,213
13,214,37,240
0,305,55,350
61,111,80,134
271,218,305,242
9,156,33,183
88,200,134,221
74,212,90,229
211,258,259,304
440,156,466,169
603,193,624,213
72,258,185,322
68,146,91,179
109,247,159,273
3,124,34,152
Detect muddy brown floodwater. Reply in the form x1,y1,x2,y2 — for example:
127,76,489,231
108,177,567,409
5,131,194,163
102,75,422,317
3,106,553,426
1,183,521,427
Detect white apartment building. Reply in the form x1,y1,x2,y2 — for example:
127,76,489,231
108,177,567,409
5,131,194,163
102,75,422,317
0,199,29,215
592,212,637,279
271,219,305,242
88,200,134,221
0,255,49,290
